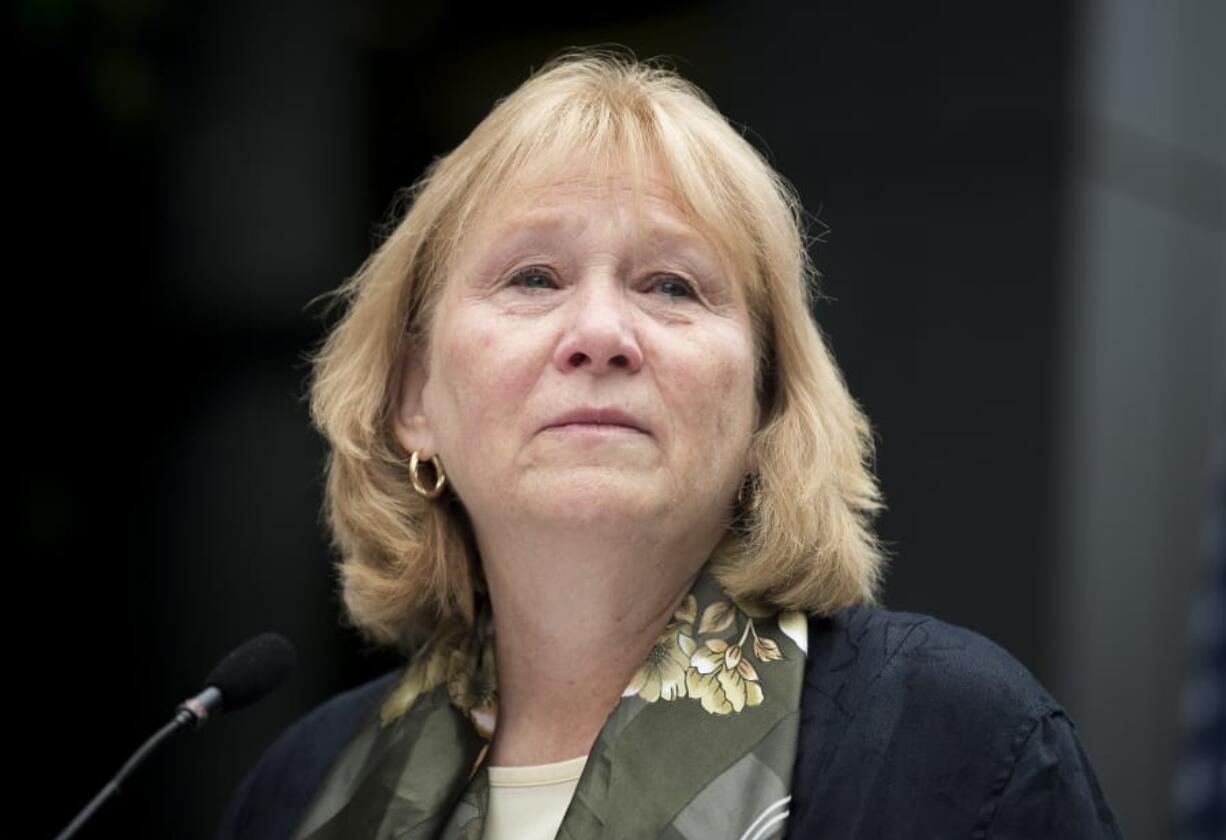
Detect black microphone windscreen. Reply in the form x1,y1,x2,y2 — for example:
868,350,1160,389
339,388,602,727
204,632,296,714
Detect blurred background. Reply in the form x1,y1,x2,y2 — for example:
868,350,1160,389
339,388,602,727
17,1,1222,838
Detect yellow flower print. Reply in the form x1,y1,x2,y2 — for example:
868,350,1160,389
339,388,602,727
624,595,699,702
686,637,764,714
379,619,498,738
697,600,736,634
675,594,698,627
753,634,783,662
380,622,464,725
685,612,787,714
626,595,790,714
624,624,697,702
446,636,498,740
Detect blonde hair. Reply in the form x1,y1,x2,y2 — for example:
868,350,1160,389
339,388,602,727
307,49,887,649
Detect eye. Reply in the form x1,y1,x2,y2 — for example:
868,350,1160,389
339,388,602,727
650,274,697,299
507,265,558,290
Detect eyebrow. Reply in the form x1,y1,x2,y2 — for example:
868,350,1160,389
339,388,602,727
481,209,720,261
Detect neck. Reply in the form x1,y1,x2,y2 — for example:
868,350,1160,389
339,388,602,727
476,516,723,766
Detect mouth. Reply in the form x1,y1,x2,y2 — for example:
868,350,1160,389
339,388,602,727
542,407,650,435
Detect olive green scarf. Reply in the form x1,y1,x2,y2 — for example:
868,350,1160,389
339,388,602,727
292,566,808,840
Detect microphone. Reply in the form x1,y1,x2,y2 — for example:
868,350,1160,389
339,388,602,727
55,632,297,840
179,632,298,727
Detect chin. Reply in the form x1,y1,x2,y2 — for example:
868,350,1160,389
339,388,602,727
523,471,668,526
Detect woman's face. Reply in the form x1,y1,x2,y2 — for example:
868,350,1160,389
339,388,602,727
395,163,759,543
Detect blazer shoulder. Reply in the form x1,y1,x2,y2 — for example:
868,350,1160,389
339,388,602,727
803,604,1062,725
790,608,1120,837
215,668,402,840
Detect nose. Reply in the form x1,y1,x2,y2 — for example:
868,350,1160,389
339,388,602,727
552,278,644,375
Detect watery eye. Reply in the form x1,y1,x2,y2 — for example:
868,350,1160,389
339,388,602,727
509,266,557,290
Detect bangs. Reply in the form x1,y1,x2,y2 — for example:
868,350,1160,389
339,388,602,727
436,68,775,322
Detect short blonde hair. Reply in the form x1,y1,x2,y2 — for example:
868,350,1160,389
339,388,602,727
308,49,887,649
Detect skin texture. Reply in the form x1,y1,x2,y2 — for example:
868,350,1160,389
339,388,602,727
394,162,759,765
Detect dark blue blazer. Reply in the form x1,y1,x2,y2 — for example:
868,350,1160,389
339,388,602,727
217,607,1122,839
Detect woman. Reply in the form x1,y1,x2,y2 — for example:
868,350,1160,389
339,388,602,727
218,52,1120,839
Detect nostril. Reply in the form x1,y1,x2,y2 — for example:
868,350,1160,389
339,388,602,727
568,352,589,367
610,354,628,368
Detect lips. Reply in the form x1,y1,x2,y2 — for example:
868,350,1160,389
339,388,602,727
542,407,650,435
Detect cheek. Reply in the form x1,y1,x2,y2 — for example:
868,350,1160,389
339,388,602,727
429,321,538,442
713,358,757,439
665,334,757,440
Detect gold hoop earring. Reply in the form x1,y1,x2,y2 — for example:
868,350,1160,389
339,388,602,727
410,451,447,499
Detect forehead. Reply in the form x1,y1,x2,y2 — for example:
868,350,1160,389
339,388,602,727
458,161,729,264
460,159,735,269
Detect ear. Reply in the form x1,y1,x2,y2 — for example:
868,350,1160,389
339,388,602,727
392,342,438,457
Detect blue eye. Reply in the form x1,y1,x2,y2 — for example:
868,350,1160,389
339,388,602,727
509,266,557,290
654,274,696,298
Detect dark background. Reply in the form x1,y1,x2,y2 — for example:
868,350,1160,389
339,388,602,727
17,2,1222,838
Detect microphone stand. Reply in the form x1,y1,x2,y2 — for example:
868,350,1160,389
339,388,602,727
53,634,292,839
54,699,212,840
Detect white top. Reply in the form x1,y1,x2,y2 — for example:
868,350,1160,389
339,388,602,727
483,754,588,840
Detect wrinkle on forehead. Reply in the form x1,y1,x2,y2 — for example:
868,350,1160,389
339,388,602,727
454,158,737,282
